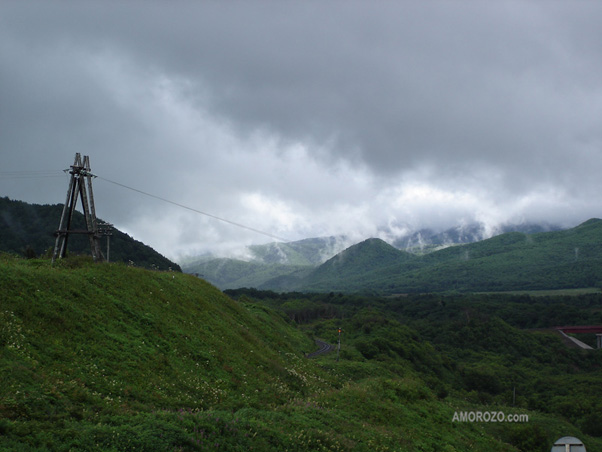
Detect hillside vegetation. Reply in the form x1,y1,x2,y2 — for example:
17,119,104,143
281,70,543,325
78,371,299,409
0,197,179,271
228,288,602,451
261,219,602,294
1,254,589,451
182,223,560,290
185,258,311,290
182,237,348,290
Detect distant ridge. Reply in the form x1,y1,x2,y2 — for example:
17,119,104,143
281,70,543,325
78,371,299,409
260,218,602,294
185,257,310,290
392,222,560,253
183,236,349,289
183,222,563,290
300,238,411,287
0,196,180,271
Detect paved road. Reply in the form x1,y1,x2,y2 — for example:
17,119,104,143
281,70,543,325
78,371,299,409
306,339,334,358
557,330,593,349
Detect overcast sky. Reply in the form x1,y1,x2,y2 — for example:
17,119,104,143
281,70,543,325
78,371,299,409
2,1,602,261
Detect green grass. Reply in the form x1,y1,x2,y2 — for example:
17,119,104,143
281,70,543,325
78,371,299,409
2,253,598,451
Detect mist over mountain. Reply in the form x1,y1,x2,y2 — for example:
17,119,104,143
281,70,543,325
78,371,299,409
182,221,565,290
262,219,602,294
246,236,351,266
391,222,561,253
186,221,561,267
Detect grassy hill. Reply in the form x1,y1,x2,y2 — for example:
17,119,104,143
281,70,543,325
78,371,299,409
263,219,602,294
0,196,180,271
0,253,577,451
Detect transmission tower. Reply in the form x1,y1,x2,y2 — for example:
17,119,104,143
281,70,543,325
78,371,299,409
52,153,104,263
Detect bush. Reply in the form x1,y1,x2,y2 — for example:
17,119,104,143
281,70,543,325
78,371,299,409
503,424,549,452
462,367,503,395
582,412,602,437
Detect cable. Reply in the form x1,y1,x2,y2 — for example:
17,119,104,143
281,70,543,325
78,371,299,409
0,170,65,179
0,168,290,242
96,175,290,242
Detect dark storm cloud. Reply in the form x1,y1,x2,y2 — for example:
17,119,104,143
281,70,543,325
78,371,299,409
4,1,601,171
95,1,602,177
2,1,602,258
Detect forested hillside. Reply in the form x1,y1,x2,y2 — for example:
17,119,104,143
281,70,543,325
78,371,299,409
227,287,602,451
0,196,179,271
261,219,602,294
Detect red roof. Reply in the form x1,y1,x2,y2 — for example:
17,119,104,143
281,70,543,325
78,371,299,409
555,325,602,334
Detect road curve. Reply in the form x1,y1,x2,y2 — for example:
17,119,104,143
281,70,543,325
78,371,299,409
306,339,334,358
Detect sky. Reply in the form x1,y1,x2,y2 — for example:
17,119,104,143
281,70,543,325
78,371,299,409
2,1,602,261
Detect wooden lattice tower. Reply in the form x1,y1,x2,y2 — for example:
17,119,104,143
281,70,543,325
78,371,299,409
52,153,104,263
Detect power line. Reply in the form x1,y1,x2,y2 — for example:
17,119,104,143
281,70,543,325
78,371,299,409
0,170,65,179
95,175,290,242
0,167,290,242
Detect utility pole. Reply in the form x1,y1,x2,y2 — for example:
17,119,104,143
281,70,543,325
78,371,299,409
52,153,104,264
337,327,342,362
98,222,113,262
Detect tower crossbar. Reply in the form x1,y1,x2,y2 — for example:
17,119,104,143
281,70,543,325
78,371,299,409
52,153,104,263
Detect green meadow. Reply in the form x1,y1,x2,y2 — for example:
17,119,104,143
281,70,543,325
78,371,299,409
1,254,602,450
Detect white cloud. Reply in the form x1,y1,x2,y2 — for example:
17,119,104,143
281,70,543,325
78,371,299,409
2,2,602,262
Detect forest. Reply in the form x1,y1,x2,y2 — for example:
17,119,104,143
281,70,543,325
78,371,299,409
226,288,602,449
0,196,179,271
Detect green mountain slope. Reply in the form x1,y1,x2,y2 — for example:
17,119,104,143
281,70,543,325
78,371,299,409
0,196,179,271
1,254,547,451
182,237,351,290
263,219,602,294
0,254,317,450
299,238,413,292
397,218,602,293
185,257,310,290
247,236,346,265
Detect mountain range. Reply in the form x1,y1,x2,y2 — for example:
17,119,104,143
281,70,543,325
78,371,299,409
182,221,569,292
272,218,602,293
